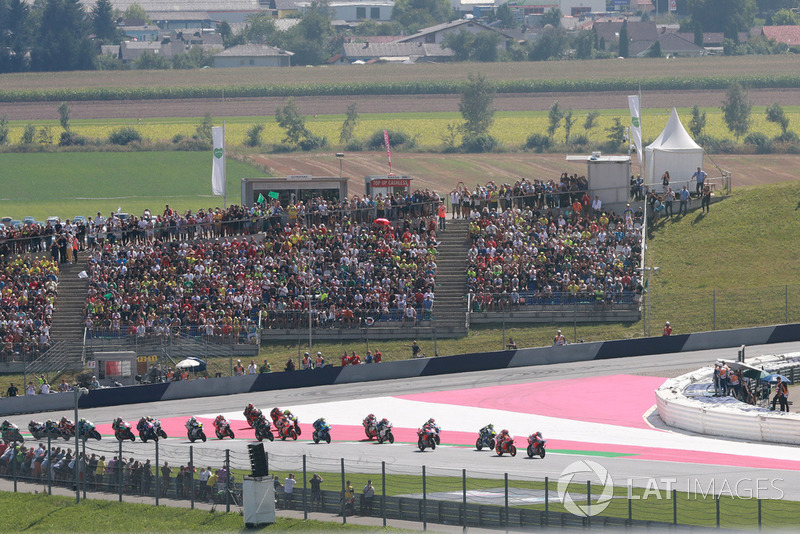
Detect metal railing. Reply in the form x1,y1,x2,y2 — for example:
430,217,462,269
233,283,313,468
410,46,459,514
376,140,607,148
1,443,796,530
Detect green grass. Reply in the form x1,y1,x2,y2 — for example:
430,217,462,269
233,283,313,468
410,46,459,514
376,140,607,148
0,152,265,220
0,491,387,532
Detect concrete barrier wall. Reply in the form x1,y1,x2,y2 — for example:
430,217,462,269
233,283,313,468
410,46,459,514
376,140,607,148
0,393,76,416
655,353,800,445
4,323,800,415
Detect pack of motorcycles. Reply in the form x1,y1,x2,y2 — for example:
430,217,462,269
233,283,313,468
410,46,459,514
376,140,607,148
4,412,546,459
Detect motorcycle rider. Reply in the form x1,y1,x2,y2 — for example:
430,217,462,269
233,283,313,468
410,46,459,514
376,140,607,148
363,414,377,435
244,404,262,425
186,416,201,431
479,423,495,439
214,415,228,432
312,417,328,435
59,417,74,435
269,407,283,424
497,429,512,449
111,418,125,433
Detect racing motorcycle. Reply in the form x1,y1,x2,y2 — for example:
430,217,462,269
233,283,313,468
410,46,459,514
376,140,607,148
276,418,297,441
138,417,168,442
1,420,24,444
376,420,394,444
243,405,263,427
312,419,332,444
253,415,274,442
495,434,517,457
475,426,496,451
185,418,207,443
416,426,438,451
271,408,301,436
29,420,63,441
112,418,136,442
57,418,76,440
77,419,102,441
362,414,378,440
214,418,235,440
527,432,546,459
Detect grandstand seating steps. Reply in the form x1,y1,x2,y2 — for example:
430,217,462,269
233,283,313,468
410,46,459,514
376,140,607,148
46,262,90,370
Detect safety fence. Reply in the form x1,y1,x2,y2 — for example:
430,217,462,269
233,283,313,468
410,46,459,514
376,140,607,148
1,440,798,530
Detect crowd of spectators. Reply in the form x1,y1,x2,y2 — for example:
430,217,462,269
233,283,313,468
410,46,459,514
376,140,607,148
0,258,58,361
83,200,440,338
463,178,644,311
0,442,234,503
449,174,590,218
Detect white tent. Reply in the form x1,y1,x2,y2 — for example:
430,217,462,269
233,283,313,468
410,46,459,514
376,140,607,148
644,108,704,186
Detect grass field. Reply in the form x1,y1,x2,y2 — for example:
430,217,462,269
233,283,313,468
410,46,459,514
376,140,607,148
0,492,387,532
0,152,265,220
1,56,799,91
3,106,798,150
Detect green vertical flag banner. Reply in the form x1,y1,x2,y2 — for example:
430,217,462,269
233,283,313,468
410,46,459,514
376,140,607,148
257,193,265,203
268,191,279,200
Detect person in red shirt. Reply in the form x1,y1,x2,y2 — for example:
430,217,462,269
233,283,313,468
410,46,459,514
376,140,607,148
373,350,382,363
663,321,672,336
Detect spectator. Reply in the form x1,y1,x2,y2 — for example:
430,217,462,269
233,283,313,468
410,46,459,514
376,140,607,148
142,459,152,495
161,461,172,497
506,338,517,350
701,185,711,213
284,473,296,509
373,350,382,363
285,358,295,372
259,360,272,373
679,186,690,216
310,473,324,511
40,379,50,394
362,480,375,515
198,466,211,500
58,379,69,392
408,340,423,358
343,480,355,516
6,383,18,397
665,187,675,219
692,166,707,197
772,377,789,412
247,359,257,375
206,469,219,503
662,321,672,336
273,475,283,507
315,352,324,368
553,330,566,346
437,203,447,231
26,381,35,395
234,360,245,376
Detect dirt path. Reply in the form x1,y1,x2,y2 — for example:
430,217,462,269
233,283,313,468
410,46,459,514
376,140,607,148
1,88,798,121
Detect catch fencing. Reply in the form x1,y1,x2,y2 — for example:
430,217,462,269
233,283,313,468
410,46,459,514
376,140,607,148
2,439,798,530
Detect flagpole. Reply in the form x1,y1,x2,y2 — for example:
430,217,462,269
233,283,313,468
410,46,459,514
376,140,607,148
222,88,227,209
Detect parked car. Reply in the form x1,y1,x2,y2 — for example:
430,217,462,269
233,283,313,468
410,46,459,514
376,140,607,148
73,215,87,225
0,217,12,226
22,216,36,225
9,220,23,228
46,216,60,226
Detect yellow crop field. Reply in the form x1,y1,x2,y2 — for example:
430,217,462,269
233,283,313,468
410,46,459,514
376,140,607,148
5,108,795,149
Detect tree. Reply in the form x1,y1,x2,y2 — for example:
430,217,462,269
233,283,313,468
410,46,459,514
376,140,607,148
172,47,214,69
31,0,96,71
339,102,359,145
0,0,32,73
693,22,704,47
392,0,453,33
689,105,706,138
123,2,149,21
495,3,516,28
281,1,335,65
771,8,799,25
0,115,9,145
21,123,35,144
134,50,170,69
471,32,502,62
541,7,562,27
547,101,563,139
618,20,629,57
442,30,474,61
647,40,662,57
720,82,751,141
276,97,311,145
564,110,577,144
584,111,600,131
687,0,756,33
528,25,567,60
605,117,626,150
243,12,277,44
196,113,213,142
92,0,118,42
58,102,71,131
573,30,595,59
459,73,495,137
245,124,264,147
765,103,789,134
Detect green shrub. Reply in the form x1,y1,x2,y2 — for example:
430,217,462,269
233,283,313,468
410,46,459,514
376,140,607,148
108,126,142,145
744,132,772,153
571,134,589,147
461,133,498,153
367,129,415,150
774,130,799,144
245,124,264,147
21,124,36,144
525,132,551,152
345,138,364,151
59,131,88,147
298,134,328,151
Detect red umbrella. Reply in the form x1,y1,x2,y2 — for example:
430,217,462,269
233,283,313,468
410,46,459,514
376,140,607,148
374,218,390,226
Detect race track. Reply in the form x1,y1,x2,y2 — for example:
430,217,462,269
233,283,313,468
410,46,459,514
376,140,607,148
8,341,800,500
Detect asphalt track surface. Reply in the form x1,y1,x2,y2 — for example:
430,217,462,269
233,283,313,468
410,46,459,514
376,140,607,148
8,341,800,501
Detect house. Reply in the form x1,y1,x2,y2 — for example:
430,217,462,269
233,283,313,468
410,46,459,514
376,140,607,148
632,32,706,57
393,19,515,50
213,44,293,67
761,25,800,46
274,0,302,17
295,0,394,22
119,24,161,42
674,31,750,47
593,20,657,52
120,41,162,63
149,11,215,30
342,41,454,63
508,0,604,17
